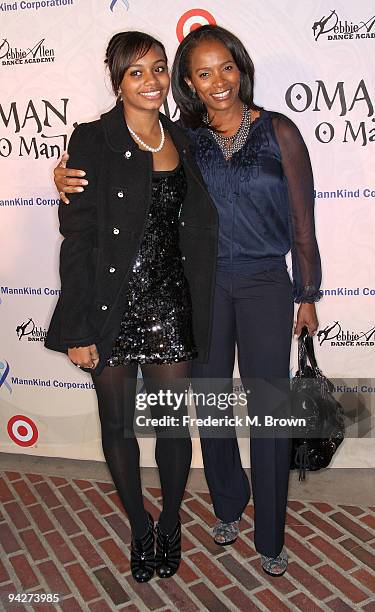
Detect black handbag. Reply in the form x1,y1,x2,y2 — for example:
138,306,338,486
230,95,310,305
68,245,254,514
290,326,345,481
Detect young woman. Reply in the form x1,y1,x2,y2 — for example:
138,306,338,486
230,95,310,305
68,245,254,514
53,25,322,577
45,31,218,583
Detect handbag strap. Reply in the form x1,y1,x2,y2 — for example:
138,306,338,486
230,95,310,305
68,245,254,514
299,326,319,371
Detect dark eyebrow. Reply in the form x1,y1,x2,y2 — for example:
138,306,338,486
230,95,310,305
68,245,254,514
195,60,234,72
128,58,167,69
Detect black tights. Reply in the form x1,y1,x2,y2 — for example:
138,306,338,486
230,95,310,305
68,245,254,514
93,361,192,537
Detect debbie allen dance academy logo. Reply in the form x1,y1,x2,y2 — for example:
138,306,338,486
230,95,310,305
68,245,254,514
0,37,55,66
16,317,47,342
318,322,375,347
312,9,375,41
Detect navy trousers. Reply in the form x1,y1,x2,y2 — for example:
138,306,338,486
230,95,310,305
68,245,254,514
192,268,294,557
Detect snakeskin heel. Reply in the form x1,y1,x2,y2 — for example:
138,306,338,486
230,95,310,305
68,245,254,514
213,517,241,546
261,547,288,577
155,518,181,578
130,512,155,583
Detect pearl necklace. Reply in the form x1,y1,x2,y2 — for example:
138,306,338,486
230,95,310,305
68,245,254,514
127,120,165,153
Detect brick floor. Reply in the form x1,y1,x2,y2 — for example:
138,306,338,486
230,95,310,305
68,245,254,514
0,470,374,611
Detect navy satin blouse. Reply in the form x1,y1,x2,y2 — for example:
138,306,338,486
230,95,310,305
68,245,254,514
187,110,322,303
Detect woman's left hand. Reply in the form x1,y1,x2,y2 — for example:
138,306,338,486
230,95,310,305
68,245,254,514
68,344,99,369
294,303,319,337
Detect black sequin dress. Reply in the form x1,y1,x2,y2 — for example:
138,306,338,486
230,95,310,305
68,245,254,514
107,164,197,366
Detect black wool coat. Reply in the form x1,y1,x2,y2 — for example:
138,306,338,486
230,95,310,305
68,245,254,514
45,103,218,375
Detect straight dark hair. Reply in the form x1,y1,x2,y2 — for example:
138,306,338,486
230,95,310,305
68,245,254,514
105,31,167,97
171,24,261,129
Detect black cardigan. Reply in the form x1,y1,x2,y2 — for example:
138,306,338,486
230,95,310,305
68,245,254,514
45,103,218,375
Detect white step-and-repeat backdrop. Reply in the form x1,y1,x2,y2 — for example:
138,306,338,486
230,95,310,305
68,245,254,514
1,0,374,467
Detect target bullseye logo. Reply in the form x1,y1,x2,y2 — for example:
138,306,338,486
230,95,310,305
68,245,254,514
7,415,38,447
176,9,216,42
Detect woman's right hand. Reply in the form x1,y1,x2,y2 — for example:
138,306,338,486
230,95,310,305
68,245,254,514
68,344,99,369
54,152,88,204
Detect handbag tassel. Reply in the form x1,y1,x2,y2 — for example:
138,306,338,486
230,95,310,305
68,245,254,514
295,443,309,482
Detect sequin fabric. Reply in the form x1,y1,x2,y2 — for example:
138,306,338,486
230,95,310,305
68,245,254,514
107,164,197,366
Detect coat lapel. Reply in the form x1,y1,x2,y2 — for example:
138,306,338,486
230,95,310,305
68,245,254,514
101,102,138,154
101,102,191,156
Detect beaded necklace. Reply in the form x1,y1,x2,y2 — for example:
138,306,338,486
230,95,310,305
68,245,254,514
204,105,252,160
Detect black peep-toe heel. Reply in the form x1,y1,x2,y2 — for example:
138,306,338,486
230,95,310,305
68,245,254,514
130,512,155,582
155,517,181,578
